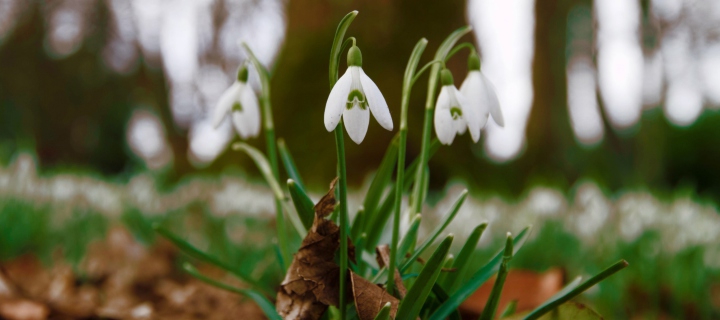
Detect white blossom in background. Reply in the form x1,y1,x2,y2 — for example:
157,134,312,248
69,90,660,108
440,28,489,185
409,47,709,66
567,57,604,146
468,0,536,161
662,26,704,126
595,0,644,129
103,0,138,73
0,0,28,45
44,0,94,58
126,110,172,169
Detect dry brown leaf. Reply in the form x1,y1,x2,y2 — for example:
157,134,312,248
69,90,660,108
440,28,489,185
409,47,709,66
461,268,565,316
375,245,407,299
0,298,49,320
350,272,399,320
277,179,343,320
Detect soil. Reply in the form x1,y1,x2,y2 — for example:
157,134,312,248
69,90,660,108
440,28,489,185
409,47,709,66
0,226,266,320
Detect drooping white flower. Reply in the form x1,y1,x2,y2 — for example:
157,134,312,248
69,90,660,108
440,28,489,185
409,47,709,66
212,66,261,139
459,54,504,127
434,69,482,145
324,45,393,144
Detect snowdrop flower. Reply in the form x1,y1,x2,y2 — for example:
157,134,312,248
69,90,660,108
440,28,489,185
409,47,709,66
212,66,261,139
459,53,504,128
434,69,482,145
324,45,393,144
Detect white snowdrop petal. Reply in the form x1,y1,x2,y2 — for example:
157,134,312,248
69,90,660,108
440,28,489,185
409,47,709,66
343,105,370,144
480,72,504,127
456,88,481,142
324,69,353,132
232,111,250,139
434,86,456,145
239,84,261,138
460,71,489,131
359,68,393,131
213,82,242,128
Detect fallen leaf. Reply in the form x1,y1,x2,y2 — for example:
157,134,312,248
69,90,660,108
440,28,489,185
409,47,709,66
375,245,407,299
461,268,564,316
501,301,604,320
350,272,400,320
0,298,49,320
277,179,343,320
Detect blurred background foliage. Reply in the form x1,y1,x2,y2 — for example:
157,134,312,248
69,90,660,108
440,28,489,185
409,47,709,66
0,0,719,202
1,0,720,318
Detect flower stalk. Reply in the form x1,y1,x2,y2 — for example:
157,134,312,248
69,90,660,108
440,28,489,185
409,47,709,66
327,11,358,320
410,26,472,217
387,38,428,295
242,43,289,268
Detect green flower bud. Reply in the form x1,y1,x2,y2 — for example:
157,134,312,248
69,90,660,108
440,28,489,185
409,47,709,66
237,65,249,83
440,69,454,86
347,45,363,67
468,53,481,71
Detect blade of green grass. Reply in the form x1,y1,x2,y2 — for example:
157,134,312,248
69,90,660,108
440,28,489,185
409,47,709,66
363,139,442,252
396,234,454,320
364,184,396,251
428,226,532,320
442,223,487,292
479,233,514,320
362,133,399,229
523,260,629,320
435,254,455,289
431,283,462,320
401,190,467,272
500,300,518,318
277,139,306,191
397,214,422,261
154,225,269,294
183,263,281,320
287,179,314,230
373,302,392,320
351,206,366,242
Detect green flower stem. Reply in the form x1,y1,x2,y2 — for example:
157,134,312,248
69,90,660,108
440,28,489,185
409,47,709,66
444,42,477,62
409,26,472,217
242,43,289,267
410,59,444,87
328,11,358,320
388,38,428,296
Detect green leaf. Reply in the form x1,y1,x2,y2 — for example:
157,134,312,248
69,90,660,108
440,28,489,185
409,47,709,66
442,223,487,292
154,225,268,293
373,302,392,320
351,206,366,242
363,139,442,252
401,189,467,272
397,214,422,261
233,142,306,238
396,234,454,320
500,300,518,318
361,133,399,231
503,302,603,320
287,179,314,230
329,11,358,87
428,226,532,320
522,260,629,320
278,139,306,191
233,142,285,200
435,254,455,290
183,263,281,320
364,185,396,251
431,283,462,320
479,233,514,320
